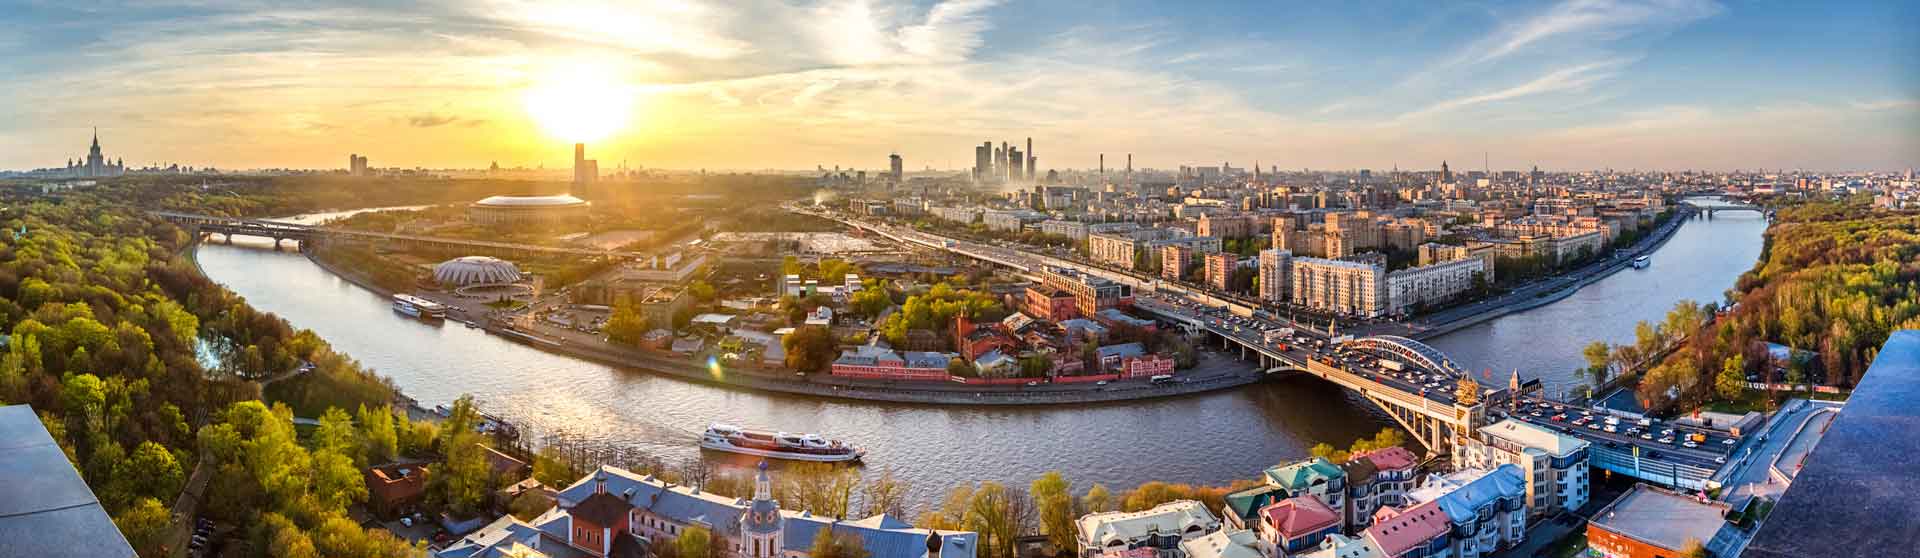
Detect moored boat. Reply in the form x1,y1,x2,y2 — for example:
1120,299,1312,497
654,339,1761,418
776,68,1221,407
393,293,447,320
699,423,863,462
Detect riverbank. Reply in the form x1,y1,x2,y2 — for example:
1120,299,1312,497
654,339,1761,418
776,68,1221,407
294,240,1272,406
1410,207,1693,340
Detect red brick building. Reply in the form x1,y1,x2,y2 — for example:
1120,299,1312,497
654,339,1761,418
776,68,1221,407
364,463,428,519
830,345,954,381
1121,354,1176,378
1025,285,1079,322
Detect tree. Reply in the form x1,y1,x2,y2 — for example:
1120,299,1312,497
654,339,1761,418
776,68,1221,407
917,484,974,531
965,482,1031,558
778,462,857,519
311,446,369,509
436,436,492,516
509,489,555,521
1717,354,1747,400
125,441,184,501
1081,483,1113,514
859,469,909,519
115,497,172,557
1031,471,1076,552
687,281,717,302
1583,341,1612,381
533,446,581,488
1679,537,1709,558
358,404,398,464
676,524,715,558
783,327,838,372
604,299,649,345
849,288,891,319
809,529,872,558
314,406,362,464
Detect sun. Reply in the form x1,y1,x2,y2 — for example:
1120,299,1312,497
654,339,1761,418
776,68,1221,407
523,63,636,144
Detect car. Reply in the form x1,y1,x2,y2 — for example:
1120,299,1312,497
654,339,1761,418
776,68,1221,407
1659,437,1675,444
1586,422,1602,430
1683,441,1699,448
1095,380,1108,386
1723,438,1736,446
1661,429,1675,436
1025,381,1038,387
1716,456,1727,464
1551,414,1566,421
1603,425,1617,433
1531,411,1544,417
1641,433,1654,440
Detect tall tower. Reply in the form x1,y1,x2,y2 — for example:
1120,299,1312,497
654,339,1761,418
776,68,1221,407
1099,153,1105,176
572,143,597,185
1441,160,1452,184
888,153,903,185
739,461,785,557
1024,137,1034,180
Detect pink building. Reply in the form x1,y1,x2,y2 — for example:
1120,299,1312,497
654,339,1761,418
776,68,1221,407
1256,496,1341,555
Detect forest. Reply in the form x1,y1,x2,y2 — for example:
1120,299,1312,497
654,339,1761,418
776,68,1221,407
1604,198,1920,414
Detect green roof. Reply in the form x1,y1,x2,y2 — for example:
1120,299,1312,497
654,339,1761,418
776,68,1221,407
1222,485,1289,520
1263,457,1345,491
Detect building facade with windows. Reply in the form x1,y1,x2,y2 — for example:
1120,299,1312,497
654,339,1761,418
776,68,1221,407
1385,257,1485,316
1291,258,1387,318
1454,419,1590,520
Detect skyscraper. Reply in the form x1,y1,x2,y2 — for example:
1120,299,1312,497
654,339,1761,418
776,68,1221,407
1025,137,1034,180
975,142,991,183
888,153,903,185
573,143,597,185
348,154,368,176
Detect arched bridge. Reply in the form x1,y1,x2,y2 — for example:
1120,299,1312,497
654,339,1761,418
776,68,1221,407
1347,335,1467,377
150,211,651,259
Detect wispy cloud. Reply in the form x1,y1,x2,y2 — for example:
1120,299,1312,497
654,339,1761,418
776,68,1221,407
407,113,463,127
1472,0,1723,64
1851,98,1920,112
1399,59,1628,121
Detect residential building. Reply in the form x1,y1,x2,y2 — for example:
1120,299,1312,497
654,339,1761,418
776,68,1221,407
1291,258,1387,318
1120,354,1176,378
1221,485,1291,531
1075,500,1221,558
1257,249,1291,303
829,345,955,381
1264,458,1347,514
1090,232,1142,269
1178,528,1270,558
1361,501,1452,558
1163,244,1194,281
1586,484,1735,558
1204,252,1234,291
1198,214,1255,239
1297,533,1385,558
1454,419,1590,520
365,463,430,519
984,210,1045,233
1040,266,1134,317
1255,496,1342,555
1397,465,1527,558
1040,220,1092,241
1026,285,1081,322
1385,257,1485,316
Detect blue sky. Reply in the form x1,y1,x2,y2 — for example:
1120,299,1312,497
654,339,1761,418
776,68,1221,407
1,0,1914,171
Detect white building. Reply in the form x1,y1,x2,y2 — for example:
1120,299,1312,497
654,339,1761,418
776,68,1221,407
1385,257,1485,316
1290,257,1387,318
1453,419,1590,520
1257,249,1292,303
1075,500,1221,558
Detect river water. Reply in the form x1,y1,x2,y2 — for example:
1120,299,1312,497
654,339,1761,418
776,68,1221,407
193,197,1762,505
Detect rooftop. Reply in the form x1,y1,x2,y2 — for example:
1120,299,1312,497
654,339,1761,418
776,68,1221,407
0,404,136,558
1260,496,1340,538
1362,501,1449,556
1743,330,1920,558
1179,528,1267,558
1591,484,1735,555
1480,418,1590,457
473,194,588,207
1076,500,1218,548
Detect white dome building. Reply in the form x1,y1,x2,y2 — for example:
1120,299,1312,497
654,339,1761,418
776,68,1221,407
434,256,523,286
467,194,589,227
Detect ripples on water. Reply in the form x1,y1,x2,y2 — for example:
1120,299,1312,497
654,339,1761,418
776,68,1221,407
199,200,1761,504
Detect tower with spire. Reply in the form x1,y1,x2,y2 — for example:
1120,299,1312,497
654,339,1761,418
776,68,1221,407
66,127,126,178
739,461,785,557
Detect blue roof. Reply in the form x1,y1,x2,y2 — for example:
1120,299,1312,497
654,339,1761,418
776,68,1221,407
0,405,135,558
1097,342,1147,360
1431,465,1526,525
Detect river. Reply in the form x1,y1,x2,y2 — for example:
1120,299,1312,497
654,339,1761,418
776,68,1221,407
192,197,1763,505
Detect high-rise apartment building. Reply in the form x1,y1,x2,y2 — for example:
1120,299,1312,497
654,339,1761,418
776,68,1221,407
1258,249,1292,303
1385,257,1485,316
1204,252,1234,291
573,143,598,185
1162,244,1194,281
1291,257,1386,318
888,153,903,184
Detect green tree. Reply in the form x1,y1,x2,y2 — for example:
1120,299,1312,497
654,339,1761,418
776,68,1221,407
676,524,715,558
533,446,581,488
1031,471,1076,551
125,441,185,501
311,446,369,509
358,404,398,464
965,481,1029,558
604,299,649,345
1717,354,1748,401
1583,341,1612,383
809,529,872,558
1081,483,1113,514
114,497,173,558
509,490,555,521
859,469,909,519
687,280,717,302
313,406,362,464
782,327,838,372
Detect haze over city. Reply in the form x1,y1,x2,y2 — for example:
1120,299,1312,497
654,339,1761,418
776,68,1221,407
3,0,1916,172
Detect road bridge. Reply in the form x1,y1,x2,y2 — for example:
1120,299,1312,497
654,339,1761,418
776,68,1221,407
152,211,650,259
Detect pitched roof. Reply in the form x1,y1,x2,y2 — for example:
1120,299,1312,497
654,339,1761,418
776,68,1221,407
1222,485,1290,521
1264,457,1344,491
1361,501,1450,556
1076,500,1219,548
1297,533,1385,558
1179,528,1267,558
1480,419,1589,458
1404,465,1526,526
1259,496,1340,538
1353,447,1417,471
573,490,631,526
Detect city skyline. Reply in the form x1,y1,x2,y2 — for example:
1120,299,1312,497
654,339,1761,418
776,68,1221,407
2,0,1916,172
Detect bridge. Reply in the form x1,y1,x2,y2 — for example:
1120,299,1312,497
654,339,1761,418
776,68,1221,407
1134,300,1487,454
1680,200,1767,218
152,211,650,259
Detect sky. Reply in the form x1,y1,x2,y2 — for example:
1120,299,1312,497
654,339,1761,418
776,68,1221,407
1,0,1915,173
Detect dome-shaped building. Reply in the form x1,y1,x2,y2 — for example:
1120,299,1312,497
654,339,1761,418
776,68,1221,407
467,194,590,227
434,256,523,286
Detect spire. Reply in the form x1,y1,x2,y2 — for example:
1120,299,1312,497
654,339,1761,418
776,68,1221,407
91,127,99,148
753,460,772,500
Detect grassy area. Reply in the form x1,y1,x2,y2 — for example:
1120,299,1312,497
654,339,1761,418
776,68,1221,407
1704,388,1776,414
485,299,524,310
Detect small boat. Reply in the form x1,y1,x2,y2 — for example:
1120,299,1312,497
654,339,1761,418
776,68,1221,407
1631,255,1651,269
699,423,864,462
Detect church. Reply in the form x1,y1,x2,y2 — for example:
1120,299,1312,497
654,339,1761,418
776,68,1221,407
62,128,126,178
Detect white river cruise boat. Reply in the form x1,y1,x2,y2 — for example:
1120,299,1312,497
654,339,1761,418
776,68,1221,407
392,293,447,320
699,423,864,463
